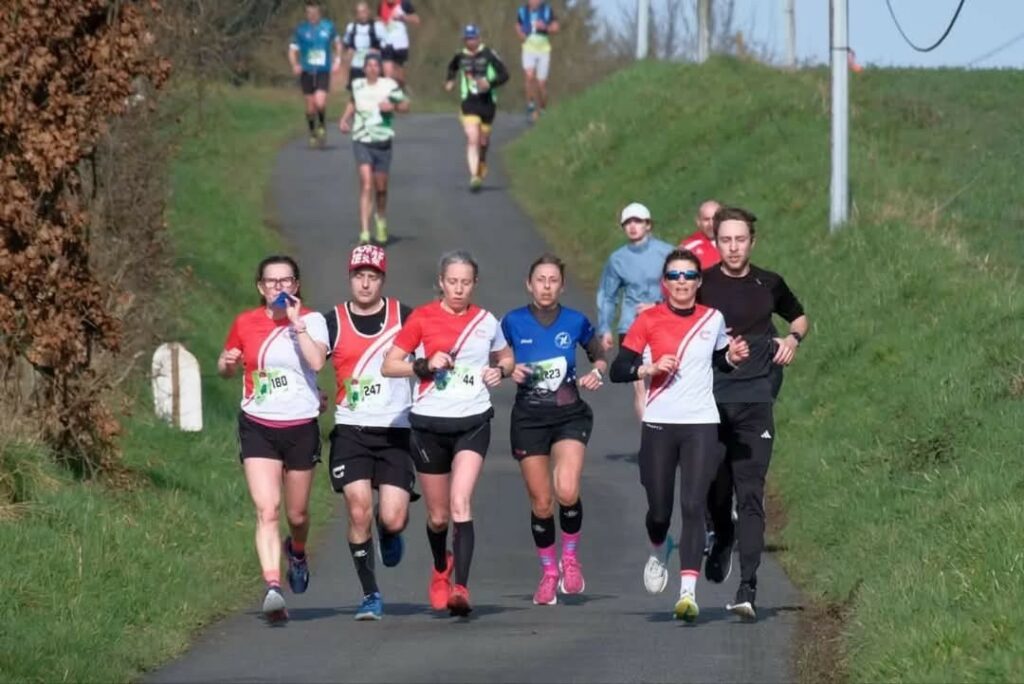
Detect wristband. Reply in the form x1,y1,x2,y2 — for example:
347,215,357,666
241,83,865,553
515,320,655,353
412,358,433,381
788,331,803,345
293,325,308,335
590,368,603,381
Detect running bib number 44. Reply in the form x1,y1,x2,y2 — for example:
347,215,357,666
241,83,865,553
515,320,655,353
435,364,478,398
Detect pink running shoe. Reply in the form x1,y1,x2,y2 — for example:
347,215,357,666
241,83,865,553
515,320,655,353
533,572,559,605
559,556,586,595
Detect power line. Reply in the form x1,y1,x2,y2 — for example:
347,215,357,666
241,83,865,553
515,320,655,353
967,28,1024,67
884,0,967,53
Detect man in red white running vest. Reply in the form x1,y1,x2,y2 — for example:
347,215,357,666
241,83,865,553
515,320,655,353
678,200,721,271
322,244,417,620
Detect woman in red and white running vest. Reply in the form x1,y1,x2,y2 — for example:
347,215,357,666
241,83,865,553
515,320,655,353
609,248,748,623
382,250,514,617
218,255,329,621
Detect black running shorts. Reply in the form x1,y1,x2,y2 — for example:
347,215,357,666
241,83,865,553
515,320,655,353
382,46,409,65
510,402,593,460
300,70,331,95
409,410,493,475
237,412,321,471
328,424,416,494
459,97,497,126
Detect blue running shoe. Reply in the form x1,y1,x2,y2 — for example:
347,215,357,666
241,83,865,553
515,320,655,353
355,591,383,621
284,536,310,594
379,530,405,568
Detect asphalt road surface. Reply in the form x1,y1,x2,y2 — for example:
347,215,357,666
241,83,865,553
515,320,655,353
150,114,802,684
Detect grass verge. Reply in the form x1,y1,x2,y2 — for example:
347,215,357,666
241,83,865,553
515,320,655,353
0,87,332,683
506,58,1024,682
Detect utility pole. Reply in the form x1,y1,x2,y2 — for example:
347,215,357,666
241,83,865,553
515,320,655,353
697,0,711,63
636,0,649,59
785,0,796,68
830,0,849,231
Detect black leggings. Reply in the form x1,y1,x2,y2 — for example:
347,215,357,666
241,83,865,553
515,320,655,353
639,422,722,573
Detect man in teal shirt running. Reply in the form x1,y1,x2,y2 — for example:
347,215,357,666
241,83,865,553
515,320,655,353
289,2,343,148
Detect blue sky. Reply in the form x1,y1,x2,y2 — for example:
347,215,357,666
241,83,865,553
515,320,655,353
594,0,1023,68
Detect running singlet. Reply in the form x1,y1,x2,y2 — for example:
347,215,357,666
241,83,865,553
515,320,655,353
679,230,720,270
351,77,405,143
224,308,330,420
517,3,556,53
501,305,594,409
621,303,728,424
378,0,415,50
392,301,508,418
343,20,386,68
328,297,412,428
291,20,338,73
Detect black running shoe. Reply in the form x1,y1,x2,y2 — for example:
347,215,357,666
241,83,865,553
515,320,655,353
726,582,757,621
704,538,734,583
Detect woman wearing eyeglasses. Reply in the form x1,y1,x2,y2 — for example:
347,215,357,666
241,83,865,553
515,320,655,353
609,248,749,622
218,255,330,622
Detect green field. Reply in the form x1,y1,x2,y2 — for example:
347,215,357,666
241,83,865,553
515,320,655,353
506,59,1024,682
0,89,333,683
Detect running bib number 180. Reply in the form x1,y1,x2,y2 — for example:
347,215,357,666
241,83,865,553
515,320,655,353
253,370,290,404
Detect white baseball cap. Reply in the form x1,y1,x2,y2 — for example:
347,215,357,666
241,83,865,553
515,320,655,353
620,202,652,225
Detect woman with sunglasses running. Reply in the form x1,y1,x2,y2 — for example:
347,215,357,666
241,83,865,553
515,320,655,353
501,254,606,606
609,249,749,621
218,256,329,621
382,250,514,616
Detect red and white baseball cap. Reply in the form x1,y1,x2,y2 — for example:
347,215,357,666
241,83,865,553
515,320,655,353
349,245,387,274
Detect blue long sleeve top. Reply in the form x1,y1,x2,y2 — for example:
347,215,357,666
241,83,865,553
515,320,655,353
595,236,675,336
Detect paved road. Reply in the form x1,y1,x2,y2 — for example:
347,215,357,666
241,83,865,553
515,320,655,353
150,114,802,683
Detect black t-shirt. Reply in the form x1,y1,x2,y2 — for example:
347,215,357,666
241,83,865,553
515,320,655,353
697,264,804,403
323,298,413,351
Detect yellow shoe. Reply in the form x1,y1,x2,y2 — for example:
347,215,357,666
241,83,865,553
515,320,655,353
358,230,371,245
469,176,482,192
374,217,388,244
673,592,699,622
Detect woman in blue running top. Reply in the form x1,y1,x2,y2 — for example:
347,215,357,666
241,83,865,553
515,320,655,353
501,254,607,607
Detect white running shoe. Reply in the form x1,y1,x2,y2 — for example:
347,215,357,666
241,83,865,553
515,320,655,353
643,535,675,594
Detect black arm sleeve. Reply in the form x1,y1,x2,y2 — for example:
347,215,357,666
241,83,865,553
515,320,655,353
584,336,606,365
445,53,460,81
488,49,510,88
773,276,805,322
609,346,643,383
322,309,338,355
712,347,736,373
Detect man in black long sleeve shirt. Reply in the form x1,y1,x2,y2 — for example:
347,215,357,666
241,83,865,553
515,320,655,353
444,24,509,191
696,206,809,621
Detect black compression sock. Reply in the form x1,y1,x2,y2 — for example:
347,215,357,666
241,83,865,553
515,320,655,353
531,513,556,548
349,540,378,595
452,521,475,587
559,498,583,535
426,525,448,572
317,109,325,126
479,144,489,162
306,115,316,132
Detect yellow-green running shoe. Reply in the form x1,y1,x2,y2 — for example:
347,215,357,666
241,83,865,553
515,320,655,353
469,176,482,193
673,591,699,622
374,216,388,244
358,229,371,245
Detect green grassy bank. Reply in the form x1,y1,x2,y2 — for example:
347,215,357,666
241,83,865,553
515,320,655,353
506,59,1024,682
0,89,332,683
